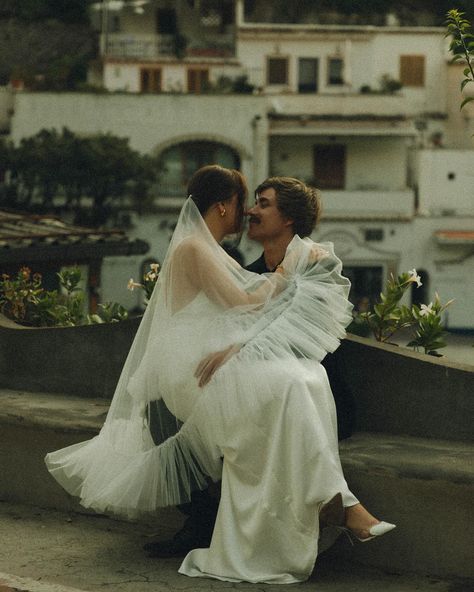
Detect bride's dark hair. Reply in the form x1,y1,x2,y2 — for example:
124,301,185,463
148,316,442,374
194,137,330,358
187,164,248,234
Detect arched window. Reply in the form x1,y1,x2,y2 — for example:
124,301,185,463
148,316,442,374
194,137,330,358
157,141,240,196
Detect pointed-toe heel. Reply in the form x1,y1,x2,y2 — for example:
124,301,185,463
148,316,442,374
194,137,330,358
337,521,396,544
357,521,396,542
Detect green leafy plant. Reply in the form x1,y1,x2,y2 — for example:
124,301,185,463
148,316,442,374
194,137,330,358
446,9,474,110
354,269,454,356
87,302,129,325
0,267,128,327
407,293,454,356
380,74,403,94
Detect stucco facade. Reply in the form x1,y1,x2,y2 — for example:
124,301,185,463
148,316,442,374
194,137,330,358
3,3,474,329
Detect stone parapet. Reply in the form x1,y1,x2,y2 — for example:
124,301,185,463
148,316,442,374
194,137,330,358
338,334,474,442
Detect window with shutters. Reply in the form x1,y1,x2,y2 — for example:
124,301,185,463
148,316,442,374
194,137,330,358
399,55,425,87
267,57,288,85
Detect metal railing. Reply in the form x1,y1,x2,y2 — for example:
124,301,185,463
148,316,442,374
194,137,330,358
102,33,175,58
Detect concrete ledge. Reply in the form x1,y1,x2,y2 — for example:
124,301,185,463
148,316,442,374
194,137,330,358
0,316,140,398
340,432,474,486
338,334,474,442
0,389,107,433
341,435,474,579
339,429,474,580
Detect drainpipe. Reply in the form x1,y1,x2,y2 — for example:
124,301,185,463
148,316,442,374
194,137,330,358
344,39,352,88
235,0,244,27
251,114,262,189
100,0,109,57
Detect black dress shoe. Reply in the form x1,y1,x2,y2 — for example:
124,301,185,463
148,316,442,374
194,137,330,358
144,517,213,558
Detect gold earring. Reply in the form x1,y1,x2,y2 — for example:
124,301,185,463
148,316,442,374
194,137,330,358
220,208,226,217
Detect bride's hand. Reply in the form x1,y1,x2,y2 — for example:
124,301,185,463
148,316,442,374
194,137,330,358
308,244,328,264
194,344,241,387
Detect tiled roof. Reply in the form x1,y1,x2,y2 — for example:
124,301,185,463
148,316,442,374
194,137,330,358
0,210,149,264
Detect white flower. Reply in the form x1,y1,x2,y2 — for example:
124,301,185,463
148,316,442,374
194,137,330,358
407,268,422,287
127,278,142,291
150,263,160,272
419,302,434,317
146,272,157,281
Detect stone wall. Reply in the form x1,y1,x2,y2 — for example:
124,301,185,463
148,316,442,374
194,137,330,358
0,315,140,398
337,334,473,441
1,317,472,442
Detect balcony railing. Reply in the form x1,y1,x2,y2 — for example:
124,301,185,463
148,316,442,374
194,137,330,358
322,190,414,218
267,93,444,118
101,32,236,59
102,33,175,58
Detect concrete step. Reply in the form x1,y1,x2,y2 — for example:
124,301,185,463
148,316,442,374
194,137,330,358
1,389,473,579
339,433,474,579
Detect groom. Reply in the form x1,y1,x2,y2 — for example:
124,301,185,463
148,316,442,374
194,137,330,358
144,176,354,558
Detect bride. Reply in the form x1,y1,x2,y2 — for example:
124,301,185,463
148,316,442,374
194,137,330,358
45,165,394,584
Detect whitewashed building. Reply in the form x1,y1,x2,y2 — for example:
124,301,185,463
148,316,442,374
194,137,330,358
4,0,474,329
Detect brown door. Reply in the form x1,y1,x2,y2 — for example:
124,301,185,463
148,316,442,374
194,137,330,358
187,69,209,93
313,144,346,189
140,68,161,93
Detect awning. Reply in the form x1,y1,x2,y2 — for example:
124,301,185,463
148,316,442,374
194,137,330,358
434,230,474,245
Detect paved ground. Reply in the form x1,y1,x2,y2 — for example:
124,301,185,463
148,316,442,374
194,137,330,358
0,501,472,592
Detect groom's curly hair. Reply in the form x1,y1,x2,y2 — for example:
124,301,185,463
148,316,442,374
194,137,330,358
255,177,321,238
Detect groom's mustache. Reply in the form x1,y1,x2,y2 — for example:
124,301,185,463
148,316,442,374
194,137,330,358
247,215,260,224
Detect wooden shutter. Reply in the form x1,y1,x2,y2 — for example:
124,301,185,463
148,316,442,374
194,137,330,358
400,55,425,87
267,57,288,85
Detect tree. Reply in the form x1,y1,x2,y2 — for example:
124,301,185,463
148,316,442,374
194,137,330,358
73,133,157,225
0,0,92,24
0,7,94,88
0,128,159,226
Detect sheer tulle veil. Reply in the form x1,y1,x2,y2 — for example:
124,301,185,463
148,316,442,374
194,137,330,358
45,197,353,518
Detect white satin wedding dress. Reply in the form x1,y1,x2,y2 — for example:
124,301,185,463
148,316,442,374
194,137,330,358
45,198,358,584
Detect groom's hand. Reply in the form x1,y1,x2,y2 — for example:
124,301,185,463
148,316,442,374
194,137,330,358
194,344,240,387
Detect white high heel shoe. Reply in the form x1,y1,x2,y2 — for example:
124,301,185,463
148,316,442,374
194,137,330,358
338,521,396,544
355,521,396,542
